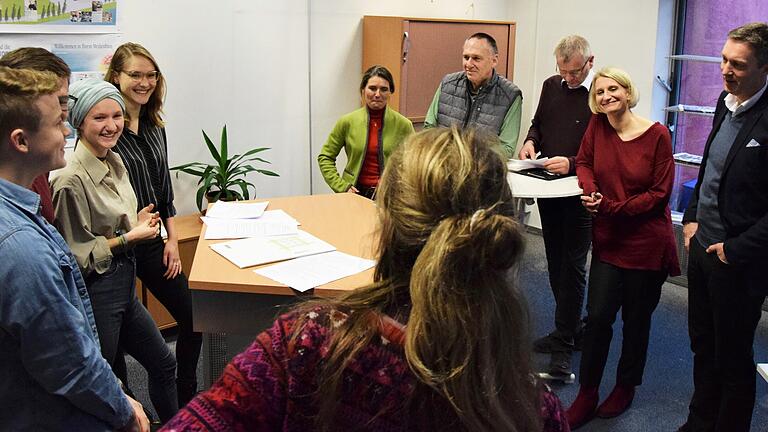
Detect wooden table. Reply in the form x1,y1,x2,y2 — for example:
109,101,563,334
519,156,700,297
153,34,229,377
188,193,378,384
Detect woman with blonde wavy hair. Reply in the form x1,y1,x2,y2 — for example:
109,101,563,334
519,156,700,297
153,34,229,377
162,127,569,432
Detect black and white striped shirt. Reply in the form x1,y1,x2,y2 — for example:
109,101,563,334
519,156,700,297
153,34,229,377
113,119,177,219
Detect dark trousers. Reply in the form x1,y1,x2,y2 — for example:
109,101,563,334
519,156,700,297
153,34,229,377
135,237,203,400
685,237,764,432
86,254,178,421
538,196,592,346
579,258,666,387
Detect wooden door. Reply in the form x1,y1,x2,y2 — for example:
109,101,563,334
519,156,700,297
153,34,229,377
400,21,513,122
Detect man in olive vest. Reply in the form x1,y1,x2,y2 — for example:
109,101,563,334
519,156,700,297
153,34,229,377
424,32,522,157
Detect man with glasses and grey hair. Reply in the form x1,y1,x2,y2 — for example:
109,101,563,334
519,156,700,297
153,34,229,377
518,35,595,383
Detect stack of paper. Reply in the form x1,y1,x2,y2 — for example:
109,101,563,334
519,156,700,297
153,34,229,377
759,363,768,383
202,201,300,240
206,201,269,219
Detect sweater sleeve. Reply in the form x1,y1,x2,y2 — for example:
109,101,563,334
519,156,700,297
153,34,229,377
160,319,291,432
317,117,352,193
575,115,598,196
599,126,674,217
524,80,549,152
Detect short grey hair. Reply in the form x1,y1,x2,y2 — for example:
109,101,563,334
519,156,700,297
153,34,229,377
554,35,592,63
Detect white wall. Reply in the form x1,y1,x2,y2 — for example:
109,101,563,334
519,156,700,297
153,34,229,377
507,0,675,228
116,0,675,216
120,1,311,215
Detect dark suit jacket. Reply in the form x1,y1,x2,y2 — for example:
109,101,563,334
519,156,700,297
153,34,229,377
683,89,768,295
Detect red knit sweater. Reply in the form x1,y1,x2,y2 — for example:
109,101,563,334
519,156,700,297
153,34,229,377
576,114,680,275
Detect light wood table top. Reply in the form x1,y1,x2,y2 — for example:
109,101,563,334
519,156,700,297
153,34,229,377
188,193,378,297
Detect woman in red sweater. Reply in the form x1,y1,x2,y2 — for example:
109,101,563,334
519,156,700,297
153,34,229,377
161,128,570,432
567,67,680,429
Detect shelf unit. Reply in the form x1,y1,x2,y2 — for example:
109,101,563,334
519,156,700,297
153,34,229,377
664,54,720,116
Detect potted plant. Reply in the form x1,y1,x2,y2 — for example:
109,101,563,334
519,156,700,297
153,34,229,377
171,125,279,211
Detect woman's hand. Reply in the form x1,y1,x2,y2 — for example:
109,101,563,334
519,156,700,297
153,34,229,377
163,239,182,279
347,185,359,193
581,192,602,215
137,204,160,226
125,218,160,243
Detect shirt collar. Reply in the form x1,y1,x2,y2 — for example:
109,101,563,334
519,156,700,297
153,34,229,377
73,143,124,184
724,77,768,115
0,176,42,215
561,69,595,91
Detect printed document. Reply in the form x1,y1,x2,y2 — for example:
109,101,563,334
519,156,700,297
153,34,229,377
210,230,335,268
201,216,298,240
508,157,549,172
254,251,376,292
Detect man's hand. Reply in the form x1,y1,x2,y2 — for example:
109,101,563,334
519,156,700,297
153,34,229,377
518,140,536,160
121,396,149,432
543,156,570,174
683,222,698,252
706,242,728,264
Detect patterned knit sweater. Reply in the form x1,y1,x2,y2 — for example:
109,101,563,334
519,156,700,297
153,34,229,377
161,309,570,432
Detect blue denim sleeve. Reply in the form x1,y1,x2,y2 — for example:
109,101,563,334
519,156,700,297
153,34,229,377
0,227,133,429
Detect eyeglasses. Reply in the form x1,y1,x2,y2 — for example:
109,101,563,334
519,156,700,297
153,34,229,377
557,56,592,77
121,70,161,82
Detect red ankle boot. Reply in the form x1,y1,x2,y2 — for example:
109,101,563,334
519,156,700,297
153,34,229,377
566,386,599,430
596,384,635,418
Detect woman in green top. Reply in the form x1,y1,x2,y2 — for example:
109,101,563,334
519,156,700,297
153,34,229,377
317,65,414,199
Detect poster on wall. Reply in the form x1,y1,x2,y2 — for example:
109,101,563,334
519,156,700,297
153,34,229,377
0,33,121,147
0,0,118,33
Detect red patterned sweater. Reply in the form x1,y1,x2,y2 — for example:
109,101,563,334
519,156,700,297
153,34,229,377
161,309,570,432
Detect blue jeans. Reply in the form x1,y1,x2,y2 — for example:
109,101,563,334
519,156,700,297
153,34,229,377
85,254,178,421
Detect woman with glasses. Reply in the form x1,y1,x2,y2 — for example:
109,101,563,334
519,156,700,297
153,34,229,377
318,65,414,199
51,79,178,422
566,67,679,429
104,42,202,406
163,127,568,431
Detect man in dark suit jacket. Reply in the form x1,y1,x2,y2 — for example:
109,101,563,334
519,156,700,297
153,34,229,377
680,22,768,432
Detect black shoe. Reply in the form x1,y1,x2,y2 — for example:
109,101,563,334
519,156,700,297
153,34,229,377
533,333,560,354
549,350,573,376
533,332,578,354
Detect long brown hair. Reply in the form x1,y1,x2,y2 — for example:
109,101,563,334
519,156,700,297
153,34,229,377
299,127,539,431
104,42,166,127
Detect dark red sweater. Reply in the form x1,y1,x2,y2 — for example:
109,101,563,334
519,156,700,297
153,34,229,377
576,114,680,275
525,75,592,175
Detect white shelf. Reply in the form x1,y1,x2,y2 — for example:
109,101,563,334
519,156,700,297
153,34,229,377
668,54,721,63
664,104,715,117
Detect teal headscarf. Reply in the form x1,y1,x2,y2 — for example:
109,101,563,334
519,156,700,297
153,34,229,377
67,78,125,129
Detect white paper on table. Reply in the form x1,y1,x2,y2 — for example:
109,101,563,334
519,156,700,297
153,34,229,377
201,217,299,240
257,209,300,225
254,251,376,292
205,201,269,219
758,363,768,383
507,157,549,171
209,230,336,268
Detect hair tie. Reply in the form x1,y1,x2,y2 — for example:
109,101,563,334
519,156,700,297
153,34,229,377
469,209,485,231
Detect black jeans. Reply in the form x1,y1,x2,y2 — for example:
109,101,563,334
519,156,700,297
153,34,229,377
538,196,592,347
579,258,666,387
685,236,764,432
135,237,203,402
85,254,178,421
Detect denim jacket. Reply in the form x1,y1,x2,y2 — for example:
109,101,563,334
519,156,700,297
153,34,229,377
0,177,132,430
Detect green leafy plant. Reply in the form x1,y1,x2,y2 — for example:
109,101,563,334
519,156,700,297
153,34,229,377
170,125,279,211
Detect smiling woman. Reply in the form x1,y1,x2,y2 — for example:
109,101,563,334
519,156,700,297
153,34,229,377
50,78,179,423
